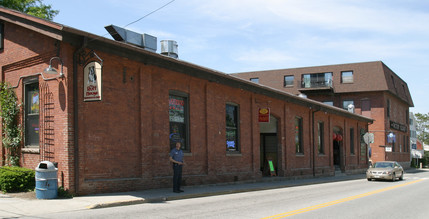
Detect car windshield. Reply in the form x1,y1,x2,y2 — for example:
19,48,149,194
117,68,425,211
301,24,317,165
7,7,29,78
374,162,394,168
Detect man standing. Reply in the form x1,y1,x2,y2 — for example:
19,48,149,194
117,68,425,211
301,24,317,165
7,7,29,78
169,142,184,193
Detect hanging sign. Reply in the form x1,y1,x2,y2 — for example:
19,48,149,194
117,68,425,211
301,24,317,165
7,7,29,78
84,61,102,101
258,108,270,123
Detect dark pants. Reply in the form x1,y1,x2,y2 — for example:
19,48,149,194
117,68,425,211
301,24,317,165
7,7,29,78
173,164,182,191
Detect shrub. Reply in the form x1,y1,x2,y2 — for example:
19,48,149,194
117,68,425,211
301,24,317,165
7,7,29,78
0,166,35,193
58,186,73,199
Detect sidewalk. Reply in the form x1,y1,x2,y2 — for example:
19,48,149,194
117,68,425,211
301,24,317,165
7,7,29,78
1,173,367,218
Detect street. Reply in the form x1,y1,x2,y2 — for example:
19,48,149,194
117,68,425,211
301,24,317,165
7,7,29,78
23,170,429,219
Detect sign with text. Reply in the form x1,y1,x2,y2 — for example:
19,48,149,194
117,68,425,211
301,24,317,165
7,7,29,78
84,61,102,101
258,108,270,123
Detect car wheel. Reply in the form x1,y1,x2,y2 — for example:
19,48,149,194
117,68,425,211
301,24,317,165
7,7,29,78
392,173,396,182
399,172,403,180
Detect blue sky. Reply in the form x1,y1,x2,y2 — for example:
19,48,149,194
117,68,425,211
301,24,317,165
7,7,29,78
44,0,429,114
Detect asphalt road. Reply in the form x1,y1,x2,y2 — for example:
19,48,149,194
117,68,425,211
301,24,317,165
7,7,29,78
24,170,429,219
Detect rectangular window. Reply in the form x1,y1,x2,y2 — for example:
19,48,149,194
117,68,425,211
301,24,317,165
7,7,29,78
341,71,353,83
284,75,294,87
226,103,239,152
169,92,189,151
301,72,332,88
295,117,303,154
25,82,40,147
361,99,370,111
250,78,259,83
343,100,354,110
350,128,355,155
387,99,390,118
318,122,324,154
0,22,4,50
323,101,333,106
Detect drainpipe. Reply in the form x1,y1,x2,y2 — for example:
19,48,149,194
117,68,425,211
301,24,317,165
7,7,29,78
72,38,86,195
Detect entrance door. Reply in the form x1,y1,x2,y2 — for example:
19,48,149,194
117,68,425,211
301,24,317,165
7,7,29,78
260,133,278,176
259,115,278,176
333,127,343,172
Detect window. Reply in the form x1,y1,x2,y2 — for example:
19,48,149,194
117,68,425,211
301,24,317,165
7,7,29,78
301,72,332,88
250,78,259,83
226,103,239,152
341,71,353,83
169,92,189,151
350,128,355,155
284,75,294,87
361,99,371,111
295,117,303,154
0,22,4,50
387,99,390,118
342,100,354,110
25,82,39,147
318,122,324,154
323,101,333,106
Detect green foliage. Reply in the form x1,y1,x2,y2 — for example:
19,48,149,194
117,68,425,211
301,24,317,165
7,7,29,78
0,0,58,21
0,166,35,193
415,112,429,145
57,186,73,199
0,82,21,166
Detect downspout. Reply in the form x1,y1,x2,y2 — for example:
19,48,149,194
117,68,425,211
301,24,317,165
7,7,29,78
73,38,86,194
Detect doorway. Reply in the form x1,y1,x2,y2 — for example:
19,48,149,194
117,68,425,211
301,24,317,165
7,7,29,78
260,115,278,176
333,127,343,172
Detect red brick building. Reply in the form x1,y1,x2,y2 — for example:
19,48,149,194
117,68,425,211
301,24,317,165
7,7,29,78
233,61,413,167
1,7,372,195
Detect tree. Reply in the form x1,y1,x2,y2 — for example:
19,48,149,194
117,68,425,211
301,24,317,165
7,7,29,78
0,0,58,21
415,112,429,145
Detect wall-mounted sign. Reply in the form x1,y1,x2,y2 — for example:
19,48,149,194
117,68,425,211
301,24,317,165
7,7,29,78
258,108,270,123
390,121,407,132
84,61,102,101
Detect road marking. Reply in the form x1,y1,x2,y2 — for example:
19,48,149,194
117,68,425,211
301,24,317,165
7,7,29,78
262,179,424,219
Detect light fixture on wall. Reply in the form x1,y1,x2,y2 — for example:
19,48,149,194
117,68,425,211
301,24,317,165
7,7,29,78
43,57,64,78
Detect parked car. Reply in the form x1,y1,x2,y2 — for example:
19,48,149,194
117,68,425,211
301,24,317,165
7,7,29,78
366,161,404,181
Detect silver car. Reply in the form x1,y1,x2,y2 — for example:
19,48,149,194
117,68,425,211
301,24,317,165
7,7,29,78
366,161,404,181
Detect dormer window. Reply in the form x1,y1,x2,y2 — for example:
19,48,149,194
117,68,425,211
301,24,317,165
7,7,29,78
341,71,353,83
250,78,259,83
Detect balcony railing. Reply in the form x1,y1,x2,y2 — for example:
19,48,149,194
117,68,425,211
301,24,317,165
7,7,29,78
299,79,333,89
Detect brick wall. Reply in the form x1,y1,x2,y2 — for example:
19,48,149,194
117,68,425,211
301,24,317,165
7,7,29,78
2,20,371,195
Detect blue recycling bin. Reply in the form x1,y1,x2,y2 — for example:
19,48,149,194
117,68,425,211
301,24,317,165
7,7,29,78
35,161,58,199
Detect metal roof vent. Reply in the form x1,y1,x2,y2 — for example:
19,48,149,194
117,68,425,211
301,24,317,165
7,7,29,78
160,40,178,58
104,24,157,52
298,93,307,98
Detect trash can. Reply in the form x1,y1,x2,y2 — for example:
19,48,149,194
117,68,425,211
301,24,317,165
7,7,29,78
35,161,58,199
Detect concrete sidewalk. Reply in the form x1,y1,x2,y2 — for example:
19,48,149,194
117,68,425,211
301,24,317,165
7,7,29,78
0,173,366,218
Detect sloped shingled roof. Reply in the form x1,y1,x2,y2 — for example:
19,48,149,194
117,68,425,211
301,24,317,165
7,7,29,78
233,61,413,107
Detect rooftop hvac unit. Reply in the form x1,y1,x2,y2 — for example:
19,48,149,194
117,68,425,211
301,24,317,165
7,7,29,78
104,25,157,52
160,40,178,58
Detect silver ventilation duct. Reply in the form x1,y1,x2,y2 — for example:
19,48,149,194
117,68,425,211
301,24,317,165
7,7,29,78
160,40,178,58
105,24,157,52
